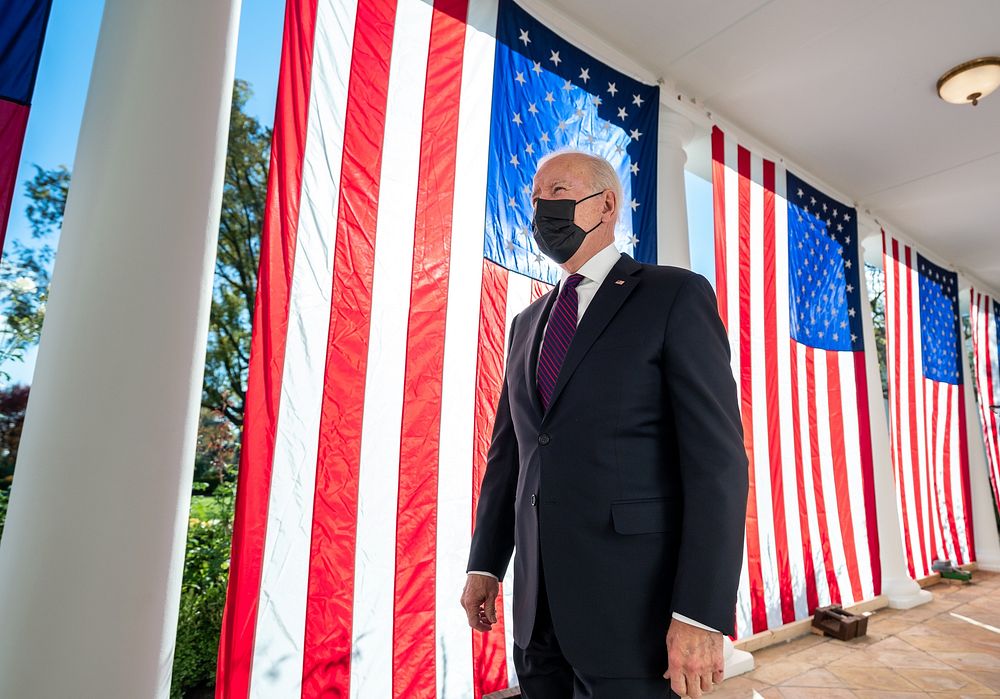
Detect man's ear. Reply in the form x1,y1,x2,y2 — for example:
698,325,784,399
603,189,617,221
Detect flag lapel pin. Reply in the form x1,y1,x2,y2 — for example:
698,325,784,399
615,279,625,285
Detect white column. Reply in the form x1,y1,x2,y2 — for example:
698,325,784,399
0,1,241,697
960,283,1000,571
859,233,931,608
656,105,695,268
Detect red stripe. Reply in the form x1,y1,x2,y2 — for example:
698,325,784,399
531,280,552,301
711,127,729,332
825,353,864,602
790,340,819,612
301,0,397,693
853,351,882,595
215,1,319,695
805,346,842,604
0,100,30,252
736,145,767,633
957,364,976,562
923,370,941,565
929,380,947,562
391,3,468,695
761,160,794,623
903,244,930,576
471,261,510,698
888,235,916,579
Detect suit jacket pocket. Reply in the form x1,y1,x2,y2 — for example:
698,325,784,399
610,497,681,535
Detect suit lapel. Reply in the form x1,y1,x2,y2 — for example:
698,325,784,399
543,254,642,420
524,286,558,421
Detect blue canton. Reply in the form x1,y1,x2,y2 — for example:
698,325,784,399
484,0,659,284
787,172,863,352
918,254,962,385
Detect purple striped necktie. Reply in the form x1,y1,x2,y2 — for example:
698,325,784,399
537,273,585,410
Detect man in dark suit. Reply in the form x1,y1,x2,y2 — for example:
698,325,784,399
461,150,748,699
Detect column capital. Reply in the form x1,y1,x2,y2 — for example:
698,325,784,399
659,106,695,151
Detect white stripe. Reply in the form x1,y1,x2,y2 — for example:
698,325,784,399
929,378,952,564
435,0,498,695
349,3,431,696
836,349,875,599
773,166,808,620
813,350,853,603
250,0,359,694
748,153,782,630
796,342,831,607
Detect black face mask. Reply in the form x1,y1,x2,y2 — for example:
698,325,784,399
531,191,604,264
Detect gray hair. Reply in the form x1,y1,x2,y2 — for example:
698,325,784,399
537,149,623,221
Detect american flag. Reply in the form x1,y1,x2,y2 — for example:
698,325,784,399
882,232,975,579
970,289,1000,522
712,127,881,639
215,0,659,697
0,0,53,254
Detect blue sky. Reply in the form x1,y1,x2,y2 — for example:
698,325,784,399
0,0,712,386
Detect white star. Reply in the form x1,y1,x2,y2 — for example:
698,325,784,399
550,50,561,66
797,188,804,198
822,203,828,212
627,234,640,246
528,102,538,115
617,106,628,120
515,72,526,86
579,67,590,83
844,235,851,244
844,212,851,221
630,198,640,211
846,284,854,292
630,128,642,141
507,196,516,207
534,252,545,263
837,223,843,232
525,143,535,155
512,112,523,125
556,120,567,132
504,238,515,251
607,82,618,96
591,95,602,106
540,132,550,144
848,307,856,317
562,79,573,92
519,29,531,46
532,61,543,75
833,208,839,217
632,93,644,107
810,196,817,205
614,143,624,155
845,259,853,269
544,91,555,103
509,154,519,166
630,162,639,175
522,183,531,194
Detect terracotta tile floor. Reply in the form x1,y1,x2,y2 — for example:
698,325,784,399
715,570,1000,698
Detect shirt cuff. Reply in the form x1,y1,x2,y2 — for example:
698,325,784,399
467,570,499,580
672,612,719,633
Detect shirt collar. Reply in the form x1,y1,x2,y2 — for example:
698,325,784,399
560,243,622,289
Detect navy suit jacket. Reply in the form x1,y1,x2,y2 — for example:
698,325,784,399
467,253,749,677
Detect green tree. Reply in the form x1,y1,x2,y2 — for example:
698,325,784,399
0,166,68,381
202,79,270,437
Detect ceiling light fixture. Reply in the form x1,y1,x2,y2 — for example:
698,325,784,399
937,56,1000,106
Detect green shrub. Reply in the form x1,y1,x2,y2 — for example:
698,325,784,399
170,482,235,698
0,488,8,541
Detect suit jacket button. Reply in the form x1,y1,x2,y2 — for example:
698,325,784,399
530,494,537,506
538,433,551,446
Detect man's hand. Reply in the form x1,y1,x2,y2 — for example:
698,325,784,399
664,617,724,698
460,574,501,632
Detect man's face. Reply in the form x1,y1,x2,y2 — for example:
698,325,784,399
531,154,616,272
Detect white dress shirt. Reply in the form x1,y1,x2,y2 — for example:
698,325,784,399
470,243,719,634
